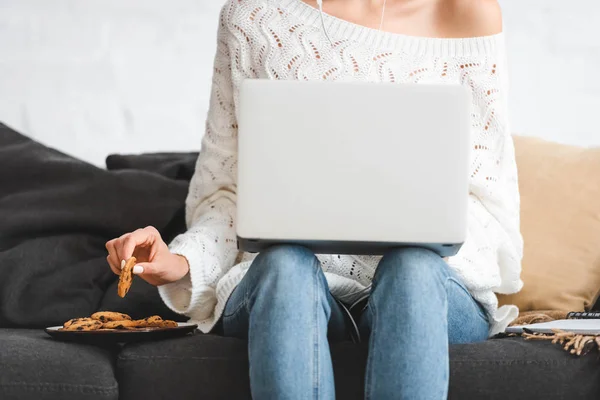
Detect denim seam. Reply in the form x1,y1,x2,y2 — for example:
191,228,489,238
221,284,250,319
441,277,452,399
312,257,321,400
364,296,377,400
446,276,489,323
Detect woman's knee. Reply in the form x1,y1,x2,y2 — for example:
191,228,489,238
376,247,448,285
249,244,323,293
369,247,451,317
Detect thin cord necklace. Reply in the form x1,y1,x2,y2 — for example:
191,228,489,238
317,0,388,79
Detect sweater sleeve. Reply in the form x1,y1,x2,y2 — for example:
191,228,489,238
447,37,524,299
158,3,241,321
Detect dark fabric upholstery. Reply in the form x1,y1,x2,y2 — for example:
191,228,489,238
0,123,192,328
0,329,119,400
118,334,249,399
118,334,600,400
105,152,198,182
449,336,600,399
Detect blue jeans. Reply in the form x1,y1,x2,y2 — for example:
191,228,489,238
221,245,489,399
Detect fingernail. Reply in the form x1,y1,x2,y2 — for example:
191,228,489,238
121,260,126,269
133,265,144,274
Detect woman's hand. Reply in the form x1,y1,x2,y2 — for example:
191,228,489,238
105,226,190,287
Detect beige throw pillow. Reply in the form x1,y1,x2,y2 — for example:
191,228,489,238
498,136,600,312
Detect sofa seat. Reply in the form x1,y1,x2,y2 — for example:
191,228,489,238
117,333,600,400
0,329,119,400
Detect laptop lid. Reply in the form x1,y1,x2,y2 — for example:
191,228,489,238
236,79,471,256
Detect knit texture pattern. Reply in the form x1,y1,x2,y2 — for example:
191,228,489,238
158,0,524,336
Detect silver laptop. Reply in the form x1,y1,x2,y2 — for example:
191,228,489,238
236,79,471,257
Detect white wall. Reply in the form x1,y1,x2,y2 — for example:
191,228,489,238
0,0,222,165
501,0,600,146
0,0,598,166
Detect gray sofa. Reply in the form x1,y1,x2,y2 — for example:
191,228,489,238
1,124,600,399
2,324,600,400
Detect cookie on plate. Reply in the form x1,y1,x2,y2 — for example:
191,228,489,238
61,319,103,331
101,320,139,330
63,317,95,329
118,257,136,298
91,311,132,322
141,315,163,324
158,320,178,328
135,316,178,329
135,315,163,327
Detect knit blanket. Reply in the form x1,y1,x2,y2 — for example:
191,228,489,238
0,123,198,328
509,310,600,356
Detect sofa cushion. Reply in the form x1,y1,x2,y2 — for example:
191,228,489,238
0,124,189,328
498,136,600,312
117,334,600,400
450,337,600,399
0,329,118,400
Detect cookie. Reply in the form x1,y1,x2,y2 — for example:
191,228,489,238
135,316,178,329
101,320,139,330
118,256,136,298
131,315,161,327
61,319,103,331
142,315,163,324
91,311,132,322
63,317,96,329
158,320,178,328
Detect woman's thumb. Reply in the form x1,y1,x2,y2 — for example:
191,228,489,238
132,262,154,275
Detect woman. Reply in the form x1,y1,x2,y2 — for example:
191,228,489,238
105,0,524,398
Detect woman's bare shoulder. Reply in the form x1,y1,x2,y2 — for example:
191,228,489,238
437,0,503,38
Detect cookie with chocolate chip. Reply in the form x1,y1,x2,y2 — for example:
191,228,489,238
91,311,132,323
118,257,136,298
61,319,103,331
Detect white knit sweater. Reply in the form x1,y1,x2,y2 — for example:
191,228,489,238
158,0,524,337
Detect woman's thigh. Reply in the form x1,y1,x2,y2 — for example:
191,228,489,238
355,249,490,344
219,245,354,342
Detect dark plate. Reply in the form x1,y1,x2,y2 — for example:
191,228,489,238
45,322,197,344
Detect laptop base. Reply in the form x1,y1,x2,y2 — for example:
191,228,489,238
237,237,463,258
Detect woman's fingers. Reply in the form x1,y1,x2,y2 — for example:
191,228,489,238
105,239,121,274
105,226,165,282
113,234,140,264
118,228,157,263
133,262,153,275
127,261,163,287
106,255,120,275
